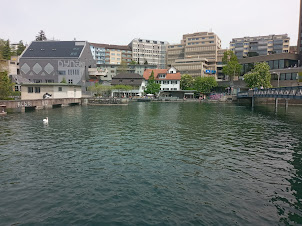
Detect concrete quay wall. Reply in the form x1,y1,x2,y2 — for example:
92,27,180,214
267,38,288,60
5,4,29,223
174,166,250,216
0,98,84,112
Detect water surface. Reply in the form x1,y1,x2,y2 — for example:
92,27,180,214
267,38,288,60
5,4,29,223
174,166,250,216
0,102,301,225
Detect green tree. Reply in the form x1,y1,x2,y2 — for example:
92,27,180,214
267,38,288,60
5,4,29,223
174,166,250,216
60,78,67,83
222,50,242,80
243,62,272,89
130,60,137,65
17,40,26,56
180,74,194,90
117,60,128,73
112,84,133,97
88,83,113,97
145,70,160,94
0,71,13,99
194,76,218,94
35,30,47,41
2,40,11,60
144,60,148,65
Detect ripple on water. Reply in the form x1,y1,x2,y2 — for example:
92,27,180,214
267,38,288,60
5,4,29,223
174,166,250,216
0,103,302,225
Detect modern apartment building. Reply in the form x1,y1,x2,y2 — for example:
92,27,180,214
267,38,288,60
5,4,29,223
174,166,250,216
230,34,290,59
167,32,222,78
90,43,132,65
129,38,168,69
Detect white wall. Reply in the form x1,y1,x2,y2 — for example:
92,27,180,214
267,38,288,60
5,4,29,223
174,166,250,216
21,85,82,100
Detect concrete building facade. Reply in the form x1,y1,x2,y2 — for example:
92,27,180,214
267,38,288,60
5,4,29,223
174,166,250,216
129,38,168,69
19,41,96,91
90,43,132,65
230,34,290,59
167,32,221,78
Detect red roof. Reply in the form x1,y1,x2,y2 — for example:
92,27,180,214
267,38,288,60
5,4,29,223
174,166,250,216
143,69,181,80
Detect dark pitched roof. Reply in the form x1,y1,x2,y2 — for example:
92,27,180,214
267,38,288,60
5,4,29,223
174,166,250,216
22,41,86,58
10,75,32,84
111,73,144,86
113,73,143,79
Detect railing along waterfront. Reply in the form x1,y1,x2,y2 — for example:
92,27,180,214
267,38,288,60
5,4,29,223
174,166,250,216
238,86,302,99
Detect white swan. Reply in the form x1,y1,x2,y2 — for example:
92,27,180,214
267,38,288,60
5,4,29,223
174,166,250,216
43,117,48,123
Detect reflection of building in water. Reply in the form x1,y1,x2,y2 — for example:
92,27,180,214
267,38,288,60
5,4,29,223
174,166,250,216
19,41,95,91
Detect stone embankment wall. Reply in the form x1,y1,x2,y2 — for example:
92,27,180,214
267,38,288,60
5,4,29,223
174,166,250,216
88,98,129,105
0,98,83,112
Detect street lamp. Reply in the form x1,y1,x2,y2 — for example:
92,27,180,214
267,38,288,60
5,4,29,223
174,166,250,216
271,72,280,87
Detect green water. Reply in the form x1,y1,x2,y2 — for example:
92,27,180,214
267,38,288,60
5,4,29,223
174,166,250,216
0,102,301,225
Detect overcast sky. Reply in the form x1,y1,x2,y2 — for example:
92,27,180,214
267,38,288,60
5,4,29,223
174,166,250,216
0,0,300,48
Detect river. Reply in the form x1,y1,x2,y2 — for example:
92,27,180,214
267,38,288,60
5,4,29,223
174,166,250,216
0,102,301,225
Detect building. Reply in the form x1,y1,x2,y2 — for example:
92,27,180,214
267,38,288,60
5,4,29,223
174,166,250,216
129,38,168,69
167,32,222,78
298,0,302,63
230,34,290,59
143,67,181,92
170,58,209,77
19,41,96,90
89,64,157,82
111,73,145,97
10,74,31,92
21,83,82,100
90,43,132,65
238,53,301,87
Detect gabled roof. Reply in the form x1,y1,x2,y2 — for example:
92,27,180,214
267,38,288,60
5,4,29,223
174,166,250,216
111,73,144,86
21,41,86,58
143,69,181,80
113,73,143,79
10,75,32,84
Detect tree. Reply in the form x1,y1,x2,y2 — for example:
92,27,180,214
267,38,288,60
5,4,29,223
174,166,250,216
60,78,67,83
144,60,148,65
117,60,128,73
2,40,11,60
243,62,272,89
145,70,160,95
36,30,47,41
222,50,242,80
180,74,194,90
17,40,26,56
130,60,137,65
88,83,113,97
194,76,218,94
0,71,13,99
112,84,133,97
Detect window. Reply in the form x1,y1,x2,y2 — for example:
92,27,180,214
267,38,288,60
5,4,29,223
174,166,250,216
15,85,19,91
58,70,66,75
46,80,54,83
58,87,62,91
28,87,33,93
35,87,40,93
33,79,42,83
68,79,73,84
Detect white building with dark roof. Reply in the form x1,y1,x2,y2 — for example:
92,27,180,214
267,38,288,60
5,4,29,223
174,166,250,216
19,41,96,90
